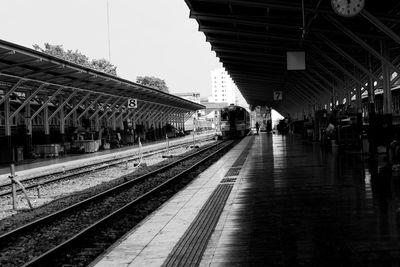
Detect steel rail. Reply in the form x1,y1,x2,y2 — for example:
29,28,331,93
0,139,228,244
0,134,214,197
21,140,235,267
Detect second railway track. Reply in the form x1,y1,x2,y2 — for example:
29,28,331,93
0,135,214,198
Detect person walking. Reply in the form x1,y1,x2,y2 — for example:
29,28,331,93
255,121,260,134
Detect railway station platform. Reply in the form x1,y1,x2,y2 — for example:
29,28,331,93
0,132,215,185
91,132,400,267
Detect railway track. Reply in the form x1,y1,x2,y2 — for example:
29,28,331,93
0,139,235,267
0,135,214,198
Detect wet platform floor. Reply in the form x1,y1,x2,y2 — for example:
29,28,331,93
201,133,400,267
93,133,400,267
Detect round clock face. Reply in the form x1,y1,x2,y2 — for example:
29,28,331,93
331,0,365,17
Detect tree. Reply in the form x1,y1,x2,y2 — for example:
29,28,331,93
136,76,169,93
33,43,117,76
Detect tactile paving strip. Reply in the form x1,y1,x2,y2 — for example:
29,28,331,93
232,136,254,167
162,183,234,267
225,167,241,177
162,136,255,267
220,177,237,184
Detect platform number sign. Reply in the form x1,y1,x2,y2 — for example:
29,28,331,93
128,98,137,109
273,91,283,101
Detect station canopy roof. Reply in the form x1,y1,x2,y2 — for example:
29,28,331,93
0,39,204,111
185,0,400,115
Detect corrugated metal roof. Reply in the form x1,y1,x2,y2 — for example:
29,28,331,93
0,39,204,111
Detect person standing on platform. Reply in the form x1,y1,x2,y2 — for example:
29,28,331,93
255,121,260,134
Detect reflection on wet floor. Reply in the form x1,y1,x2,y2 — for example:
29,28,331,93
219,133,400,266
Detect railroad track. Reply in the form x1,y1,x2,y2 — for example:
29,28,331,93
0,139,235,267
0,135,214,198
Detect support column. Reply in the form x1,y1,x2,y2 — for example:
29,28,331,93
25,91,33,156
44,101,50,144
4,88,12,148
181,113,185,131
381,40,392,115
355,72,363,146
73,109,78,128
368,54,377,155
112,107,117,131
59,96,65,143
381,40,393,154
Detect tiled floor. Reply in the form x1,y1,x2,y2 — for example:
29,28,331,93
202,133,400,266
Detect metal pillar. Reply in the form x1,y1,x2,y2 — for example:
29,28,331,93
73,109,78,128
381,40,393,156
368,54,377,155
95,113,100,133
59,96,65,143
355,72,363,144
381,40,392,115
112,107,117,131
25,91,33,155
44,101,50,144
4,88,12,148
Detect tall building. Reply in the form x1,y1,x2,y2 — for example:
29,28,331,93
208,68,248,108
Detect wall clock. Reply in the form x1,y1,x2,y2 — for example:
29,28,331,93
331,0,365,17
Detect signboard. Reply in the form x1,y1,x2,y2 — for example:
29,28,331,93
127,98,137,109
273,91,283,101
287,51,306,70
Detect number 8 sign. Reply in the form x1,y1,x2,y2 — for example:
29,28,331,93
128,98,137,108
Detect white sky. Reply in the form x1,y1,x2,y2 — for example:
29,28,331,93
0,0,222,97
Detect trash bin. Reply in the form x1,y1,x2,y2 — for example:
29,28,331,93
15,147,24,162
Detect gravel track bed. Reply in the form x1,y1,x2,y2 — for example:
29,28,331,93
0,141,224,266
0,137,213,193
0,141,215,227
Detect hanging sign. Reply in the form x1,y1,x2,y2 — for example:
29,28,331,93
127,98,137,108
273,91,283,101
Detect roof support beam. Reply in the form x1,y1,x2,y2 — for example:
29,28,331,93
294,72,329,96
360,10,400,46
76,95,102,121
107,103,126,120
154,106,170,121
287,87,311,104
325,15,400,75
200,25,308,43
315,33,380,82
193,12,381,40
31,86,64,120
308,45,371,89
64,92,92,121
10,84,46,119
0,79,25,105
0,59,40,71
194,0,400,23
48,90,78,120
309,58,345,90
213,47,286,58
89,97,113,120
308,67,345,95
98,98,124,121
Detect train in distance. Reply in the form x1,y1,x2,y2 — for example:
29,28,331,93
218,104,251,139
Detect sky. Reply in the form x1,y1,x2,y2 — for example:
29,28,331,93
0,0,222,97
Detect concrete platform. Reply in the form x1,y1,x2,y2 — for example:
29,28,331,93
90,136,253,267
92,133,400,266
